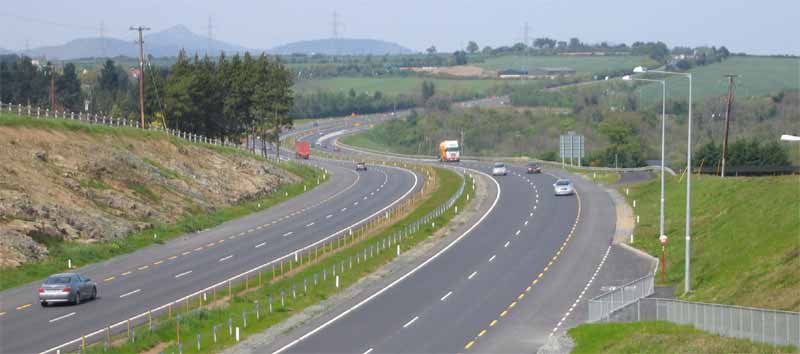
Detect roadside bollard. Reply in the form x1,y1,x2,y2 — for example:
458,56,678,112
213,325,218,343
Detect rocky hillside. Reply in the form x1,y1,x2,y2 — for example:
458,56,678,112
0,121,296,267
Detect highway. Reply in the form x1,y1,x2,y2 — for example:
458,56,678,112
258,134,617,354
0,141,423,354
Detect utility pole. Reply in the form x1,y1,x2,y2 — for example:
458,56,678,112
49,65,56,111
207,16,214,56
523,22,530,46
130,25,150,129
331,11,340,39
721,74,737,177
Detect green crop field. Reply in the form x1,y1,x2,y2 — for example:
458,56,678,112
477,55,657,74
293,77,520,96
637,56,800,103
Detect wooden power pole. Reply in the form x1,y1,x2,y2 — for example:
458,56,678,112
130,25,150,128
721,74,737,177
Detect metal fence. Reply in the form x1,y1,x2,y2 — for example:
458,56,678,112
654,298,800,348
587,272,656,323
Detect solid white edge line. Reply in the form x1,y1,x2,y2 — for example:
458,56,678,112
49,312,76,323
402,316,419,328
174,270,193,278
271,168,500,354
119,289,141,298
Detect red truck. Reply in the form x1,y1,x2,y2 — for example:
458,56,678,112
295,141,310,159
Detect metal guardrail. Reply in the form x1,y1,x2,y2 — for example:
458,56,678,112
587,272,656,323
654,298,800,348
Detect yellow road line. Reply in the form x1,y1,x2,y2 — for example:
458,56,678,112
0,312,6,316
182,251,191,256
526,286,532,292
518,293,525,300
122,271,132,276
489,319,497,327
153,260,163,265
194,247,203,251
138,265,149,271
218,239,225,244
478,329,487,337
104,276,116,282
509,301,517,309
500,310,508,317
207,243,215,247
168,255,178,260
464,341,475,350
16,304,31,310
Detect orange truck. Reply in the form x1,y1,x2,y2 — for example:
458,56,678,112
295,141,310,159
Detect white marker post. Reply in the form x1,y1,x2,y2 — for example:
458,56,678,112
397,245,400,256
335,275,340,288
67,259,72,269
235,327,240,342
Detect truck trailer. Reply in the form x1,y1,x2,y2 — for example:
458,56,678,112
295,141,310,159
438,140,460,162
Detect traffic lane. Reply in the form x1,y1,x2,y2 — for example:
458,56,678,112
369,172,574,353
472,170,617,353
0,165,414,354
284,166,541,354
0,158,355,313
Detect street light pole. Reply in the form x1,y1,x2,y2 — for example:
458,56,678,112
633,67,693,294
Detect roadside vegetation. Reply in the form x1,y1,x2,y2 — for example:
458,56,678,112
570,321,798,353
84,167,473,354
0,113,323,291
624,175,799,311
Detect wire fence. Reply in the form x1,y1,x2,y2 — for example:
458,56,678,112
587,272,800,348
43,161,467,354
587,272,656,323
0,101,256,153
653,298,800,348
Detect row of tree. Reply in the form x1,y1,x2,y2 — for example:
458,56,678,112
0,55,82,111
291,89,415,119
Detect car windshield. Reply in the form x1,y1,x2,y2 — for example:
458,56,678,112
556,180,571,186
494,163,504,168
45,276,71,284
445,147,459,152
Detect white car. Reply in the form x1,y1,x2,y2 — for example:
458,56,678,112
492,162,508,176
553,179,574,196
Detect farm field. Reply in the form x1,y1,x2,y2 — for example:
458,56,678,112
293,76,523,96
637,56,800,103
476,55,657,74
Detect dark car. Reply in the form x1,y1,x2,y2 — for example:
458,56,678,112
526,163,542,174
356,162,367,171
38,273,97,306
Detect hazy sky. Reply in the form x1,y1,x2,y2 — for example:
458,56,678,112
2,0,798,55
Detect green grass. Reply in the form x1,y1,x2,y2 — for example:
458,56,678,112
339,133,400,154
623,175,800,311
637,56,800,102
477,55,657,74
293,76,519,96
86,168,472,354
0,113,325,291
567,168,620,185
570,321,798,353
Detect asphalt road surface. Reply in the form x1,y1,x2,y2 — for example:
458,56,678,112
0,155,422,353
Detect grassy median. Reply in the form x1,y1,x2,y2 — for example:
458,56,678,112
84,167,472,354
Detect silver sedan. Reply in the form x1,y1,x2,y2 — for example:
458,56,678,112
38,273,97,306
553,179,575,196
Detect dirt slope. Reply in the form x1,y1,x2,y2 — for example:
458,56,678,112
0,126,296,267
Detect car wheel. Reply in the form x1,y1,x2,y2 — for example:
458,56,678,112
91,287,97,300
74,292,81,305
40,301,48,307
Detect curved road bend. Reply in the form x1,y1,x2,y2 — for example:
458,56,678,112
0,158,422,354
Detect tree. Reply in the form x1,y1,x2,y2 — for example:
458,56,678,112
533,37,556,49
420,80,435,104
482,46,493,55
466,41,479,54
426,45,437,55
568,37,582,51
55,63,82,111
511,42,528,52
452,50,468,65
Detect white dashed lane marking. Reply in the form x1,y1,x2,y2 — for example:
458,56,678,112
468,271,478,280
219,255,234,262
306,222,315,227
326,214,333,219
440,291,453,301
283,232,294,237
49,312,76,323
489,254,496,262
174,270,192,278
119,289,141,298
402,316,419,328
255,242,266,248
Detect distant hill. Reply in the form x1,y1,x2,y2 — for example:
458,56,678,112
0,48,13,55
269,38,414,55
22,25,249,60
